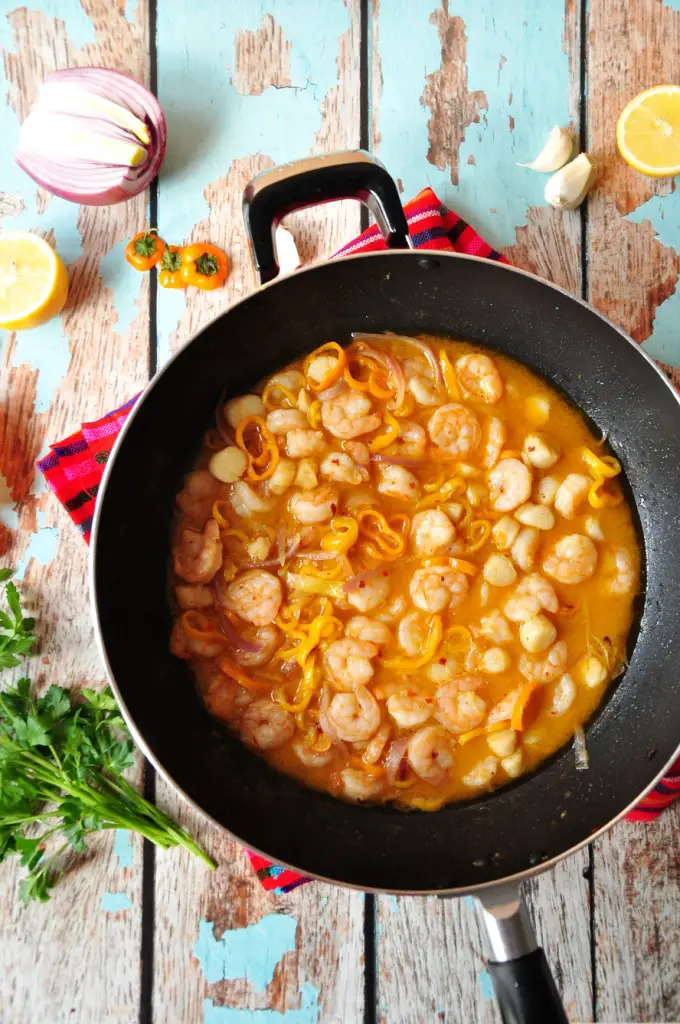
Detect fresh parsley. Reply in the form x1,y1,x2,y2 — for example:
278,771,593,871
0,570,214,903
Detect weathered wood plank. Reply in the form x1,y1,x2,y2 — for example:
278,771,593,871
152,4,365,1021
371,2,592,1021
587,3,680,1020
0,0,150,1020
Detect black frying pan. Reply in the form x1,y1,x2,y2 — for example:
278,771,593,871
91,152,680,1023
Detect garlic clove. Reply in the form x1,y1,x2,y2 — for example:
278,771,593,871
544,153,597,210
518,126,573,172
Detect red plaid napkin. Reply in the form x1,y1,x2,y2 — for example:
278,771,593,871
37,187,679,891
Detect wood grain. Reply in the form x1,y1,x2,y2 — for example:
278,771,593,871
0,0,150,1020
152,5,365,1021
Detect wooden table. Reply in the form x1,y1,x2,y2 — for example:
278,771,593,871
1,1,680,1021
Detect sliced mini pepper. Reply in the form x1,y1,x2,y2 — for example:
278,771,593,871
125,229,165,271
181,243,229,290
158,245,185,288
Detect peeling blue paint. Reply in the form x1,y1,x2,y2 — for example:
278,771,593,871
373,0,571,248
114,829,134,869
662,0,680,10
15,509,59,578
194,914,298,991
385,895,399,912
463,895,477,909
101,891,132,913
479,968,495,1001
203,982,319,1024
100,241,145,335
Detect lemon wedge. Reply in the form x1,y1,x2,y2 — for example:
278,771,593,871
0,232,68,331
616,85,680,177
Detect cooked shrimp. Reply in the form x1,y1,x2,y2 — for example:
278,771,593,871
323,637,378,691
362,721,391,764
487,686,522,727
292,737,335,768
327,686,381,742
176,469,222,524
435,681,487,735
343,440,370,466
241,699,295,750
231,623,281,667
387,688,433,728
519,639,568,683
554,473,590,519
455,353,503,404
230,480,275,517
204,675,252,722
346,571,390,613
388,419,427,458
290,486,338,524
340,767,384,801
475,609,513,645
481,416,506,469
321,391,381,439
488,458,532,512
397,611,429,655
376,594,407,624
345,616,392,646
286,429,327,458
173,519,222,584
602,547,637,596
320,451,369,485
543,534,597,585
410,565,468,613
428,403,481,458
405,358,442,407
169,620,191,659
376,463,422,501
411,509,456,555
407,725,454,784
504,573,558,621
223,569,282,626
266,409,308,434
175,584,214,610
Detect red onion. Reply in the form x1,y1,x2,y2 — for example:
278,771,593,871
276,522,286,567
341,566,388,594
16,68,166,205
219,615,263,655
350,336,407,410
394,334,443,390
385,736,410,784
318,378,348,401
371,453,424,468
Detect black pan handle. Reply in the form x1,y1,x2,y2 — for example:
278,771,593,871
476,884,568,1024
242,150,412,284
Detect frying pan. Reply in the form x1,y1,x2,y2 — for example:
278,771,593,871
91,151,680,1023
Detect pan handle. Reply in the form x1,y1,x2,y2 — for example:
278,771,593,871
477,883,568,1024
242,150,412,284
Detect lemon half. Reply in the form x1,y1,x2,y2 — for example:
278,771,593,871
0,231,69,331
617,85,680,178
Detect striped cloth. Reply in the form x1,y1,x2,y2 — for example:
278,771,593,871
37,186,678,891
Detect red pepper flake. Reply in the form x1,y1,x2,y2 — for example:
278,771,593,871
382,571,389,577
359,581,366,588
330,503,337,514
439,657,446,665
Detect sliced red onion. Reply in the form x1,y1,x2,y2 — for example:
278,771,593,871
371,453,424,468
318,378,348,401
353,332,442,393
15,67,166,206
385,736,410,785
341,566,388,594
219,615,264,655
276,523,286,566
350,337,407,410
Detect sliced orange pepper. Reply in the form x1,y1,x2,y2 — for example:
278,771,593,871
262,380,298,410
356,508,406,560
303,342,347,392
439,349,460,400
383,615,443,672
511,681,542,731
368,369,394,399
352,758,386,777
180,611,228,646
367,410,400,453
219,656,273,693
235,414,280,481
458,720,511,747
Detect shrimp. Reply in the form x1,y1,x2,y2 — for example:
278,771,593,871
519,639,568,683
435,680,487,735
376,593,407,624
266,409,308,433
475,609,513,645
169,620,191,659
455,353,504,404
554,473,590,519
405,358,442,407
340,768,384,802
345,616,392,646
222,569,282,626
387,688,433,728
241,699,295,750
376,463,422,501
407,725,454,784
602,547,637,596
342,440,370,466
427,403,481,458
230,480,275,517
321,391,381,439
231,623,281,667
487,686,522,727
397,611,429,655
204,674,252,722
286,429,327,458
543,534,597,585
481,416,506,469
362,721,391,764
292,737,335,768
346,571,390,613
323,637,378,691
290,486,338,524
488,458,532,512
176,469,222,524
411,509,456,555
387,419,427,458
504,573,558,622
410,565,468,613
320,451,369,485
173,519,222,584
327,686,381,742
174,584,214,610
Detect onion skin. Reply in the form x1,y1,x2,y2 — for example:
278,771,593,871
15,68,166,206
